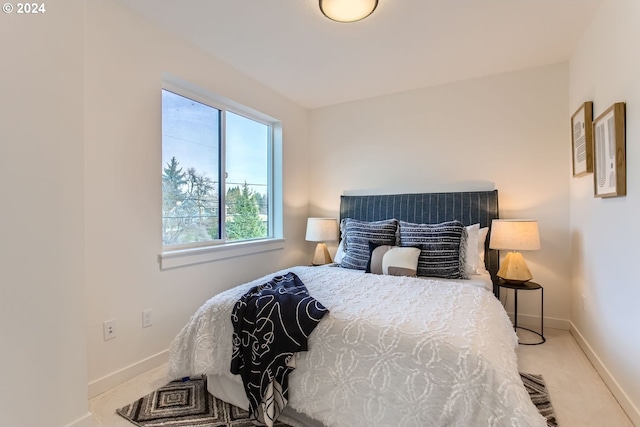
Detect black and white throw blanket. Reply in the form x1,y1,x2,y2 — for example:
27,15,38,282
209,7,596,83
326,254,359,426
230,272,329,427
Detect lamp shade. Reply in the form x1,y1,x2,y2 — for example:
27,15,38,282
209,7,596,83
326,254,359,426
490,219,540,283
305,218,338,242
319,0,378,22
489,220,541,251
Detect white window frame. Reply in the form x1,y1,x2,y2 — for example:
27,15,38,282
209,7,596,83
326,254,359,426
159,76,284,269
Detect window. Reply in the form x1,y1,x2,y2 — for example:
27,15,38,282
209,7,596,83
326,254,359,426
161,82,281,262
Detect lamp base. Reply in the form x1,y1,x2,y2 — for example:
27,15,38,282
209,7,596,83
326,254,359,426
497,251,533,283
312,242,332,266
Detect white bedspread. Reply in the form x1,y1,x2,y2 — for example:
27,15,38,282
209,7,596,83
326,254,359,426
168,266,546,427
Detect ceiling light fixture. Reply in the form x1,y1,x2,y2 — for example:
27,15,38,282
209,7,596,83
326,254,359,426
319,0,378,23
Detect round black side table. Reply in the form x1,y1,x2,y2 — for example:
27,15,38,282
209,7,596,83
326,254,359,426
497,279,545,345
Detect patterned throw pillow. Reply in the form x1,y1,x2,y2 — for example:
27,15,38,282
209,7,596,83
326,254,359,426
340,218,398,270
366,242,421,277
399,220,468,279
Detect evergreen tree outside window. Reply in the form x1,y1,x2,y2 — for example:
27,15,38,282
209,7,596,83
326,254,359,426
162,86,274,250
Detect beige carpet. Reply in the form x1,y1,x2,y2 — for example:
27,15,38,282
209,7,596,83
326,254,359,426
516,328,634,427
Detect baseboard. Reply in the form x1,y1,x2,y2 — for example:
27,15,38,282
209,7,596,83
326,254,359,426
88,349,169,399
505,311,571,331
66,412,94,427
570,322,640,427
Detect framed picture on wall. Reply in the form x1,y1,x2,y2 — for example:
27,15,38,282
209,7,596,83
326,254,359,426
593,102,626,198
571,101,593,177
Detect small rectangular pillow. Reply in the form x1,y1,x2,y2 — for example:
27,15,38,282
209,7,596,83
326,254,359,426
340,218,398,271
399,220,468,279
366,242,420,277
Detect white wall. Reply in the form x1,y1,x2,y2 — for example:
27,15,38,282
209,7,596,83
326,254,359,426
308,63,572,327
84,1,310,393
0,1,89,426
569,0,640,423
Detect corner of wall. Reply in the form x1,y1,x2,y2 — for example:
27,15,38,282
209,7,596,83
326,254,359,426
569,322,640,426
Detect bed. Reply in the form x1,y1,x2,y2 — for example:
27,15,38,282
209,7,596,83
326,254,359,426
168,190,547,427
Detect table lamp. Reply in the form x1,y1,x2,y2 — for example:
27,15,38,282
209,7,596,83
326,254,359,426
489,219,541,283
305,218,338,265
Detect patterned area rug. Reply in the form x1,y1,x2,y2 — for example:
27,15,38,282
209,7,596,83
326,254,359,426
117,373,557,427
116,376,291,427
521,372,558,427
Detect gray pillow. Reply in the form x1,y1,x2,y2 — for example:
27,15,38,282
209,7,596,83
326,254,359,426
340,218,398,270
399,220,468,279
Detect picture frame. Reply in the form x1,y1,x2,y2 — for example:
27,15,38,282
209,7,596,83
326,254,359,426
571,101,593,177
593,102,626,198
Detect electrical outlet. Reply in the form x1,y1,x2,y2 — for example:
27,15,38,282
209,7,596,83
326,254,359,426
582,294,586,311
142,309,152,328
103,319,117,340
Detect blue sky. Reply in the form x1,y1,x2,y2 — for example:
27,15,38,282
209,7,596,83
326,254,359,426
161,90,268,194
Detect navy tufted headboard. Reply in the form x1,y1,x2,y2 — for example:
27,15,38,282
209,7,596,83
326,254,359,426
339,190,500,295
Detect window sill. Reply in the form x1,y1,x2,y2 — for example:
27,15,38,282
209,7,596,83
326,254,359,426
159,238,285,270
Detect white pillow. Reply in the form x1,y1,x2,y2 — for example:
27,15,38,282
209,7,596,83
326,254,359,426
334,240,345,264
477,227,489,273
465,224,480,275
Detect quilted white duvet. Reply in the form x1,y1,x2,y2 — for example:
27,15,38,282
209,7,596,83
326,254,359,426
168,266,546,427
